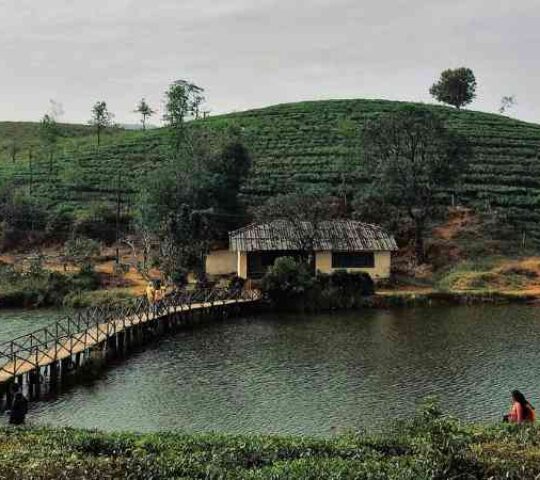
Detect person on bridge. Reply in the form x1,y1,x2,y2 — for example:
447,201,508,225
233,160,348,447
504,390,536,423
9,392,28,426
154,281,166,304
146,281,156,305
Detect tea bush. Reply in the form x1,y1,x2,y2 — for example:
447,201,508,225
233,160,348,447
3,403,540,478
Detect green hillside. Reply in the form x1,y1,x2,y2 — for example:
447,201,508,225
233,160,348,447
2,99,540,240
0,121,104,160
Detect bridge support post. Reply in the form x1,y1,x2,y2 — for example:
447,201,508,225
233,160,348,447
60,357,72,379
0,382,8,412
49,361,59,389
106,336,117,359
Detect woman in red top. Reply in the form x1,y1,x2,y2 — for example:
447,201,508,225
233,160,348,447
506,390,536,423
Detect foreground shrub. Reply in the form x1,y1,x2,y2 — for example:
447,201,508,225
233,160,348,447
261,257,315,310
262,257,374,311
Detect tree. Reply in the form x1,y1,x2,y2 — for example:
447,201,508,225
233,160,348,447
360,106,471,263
134,98,155,131
89,101,114,145
337,118,362,212
8,141,19,163
203,128,251,237
163,80,205,153
63,236,100,271
430,68,477,109
254,192,340,260
136,126,251,277
39,113,60,173
499,95,517,114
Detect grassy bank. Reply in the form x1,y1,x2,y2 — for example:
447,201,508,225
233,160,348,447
0,263,136,309
1,405,539,479
373,289,540,307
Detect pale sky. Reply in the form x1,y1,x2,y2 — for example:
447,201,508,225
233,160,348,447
1,0,539,125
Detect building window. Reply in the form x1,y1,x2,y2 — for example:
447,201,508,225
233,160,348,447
331,252,375,269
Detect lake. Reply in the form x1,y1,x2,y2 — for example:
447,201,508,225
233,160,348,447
1,304,540,435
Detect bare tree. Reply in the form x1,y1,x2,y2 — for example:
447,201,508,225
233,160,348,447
253,192,340,259
499,95,517,114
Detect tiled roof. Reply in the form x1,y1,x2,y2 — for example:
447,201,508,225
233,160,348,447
229,220,397,252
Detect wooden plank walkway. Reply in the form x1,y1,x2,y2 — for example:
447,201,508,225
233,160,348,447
0,289,259,386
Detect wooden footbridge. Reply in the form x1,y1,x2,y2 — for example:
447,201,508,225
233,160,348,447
0,288,260,409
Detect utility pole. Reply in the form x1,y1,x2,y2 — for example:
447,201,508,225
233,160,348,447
115,170,122,265
29,146,35,232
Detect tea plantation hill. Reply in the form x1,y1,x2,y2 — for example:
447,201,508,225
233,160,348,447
1,98,540,241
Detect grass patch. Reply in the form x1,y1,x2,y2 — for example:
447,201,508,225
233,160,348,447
435,257,540,292
62,288,136,308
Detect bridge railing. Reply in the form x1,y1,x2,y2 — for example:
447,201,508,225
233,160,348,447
0,288,259,381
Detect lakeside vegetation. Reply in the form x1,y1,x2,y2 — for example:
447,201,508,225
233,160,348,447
2,78,540,306
1,403,540,479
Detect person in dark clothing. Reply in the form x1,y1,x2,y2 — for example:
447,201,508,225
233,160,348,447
9,392,28,425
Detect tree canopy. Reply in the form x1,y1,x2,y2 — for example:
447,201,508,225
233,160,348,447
430,68,477,109
89,101,114,145
134,98,155,131
136,126,251,277
359,106,471,262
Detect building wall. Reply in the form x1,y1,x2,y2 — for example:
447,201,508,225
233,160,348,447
315,251,392,279
237,251,248,279
205,249,237,276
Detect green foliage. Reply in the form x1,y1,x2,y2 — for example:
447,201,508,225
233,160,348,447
1,97,540,250
63,288,135,309
316,270,375,309
163,80,205,127
3,406,540,479
359,106,471,261
134,97,155,131
63,236,100,269
136,126,251,275
430,67,477,109
0,259,102,308
89,100,114,145
261,257,315,309
262,258,374,311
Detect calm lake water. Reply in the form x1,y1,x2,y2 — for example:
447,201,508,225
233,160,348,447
2,305,540,435
0,309,68,343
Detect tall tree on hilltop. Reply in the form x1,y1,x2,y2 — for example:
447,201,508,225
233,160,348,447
430,67,477,109
134,98,155,131
89,101,114,146
359,106,471,263
499,95,517,114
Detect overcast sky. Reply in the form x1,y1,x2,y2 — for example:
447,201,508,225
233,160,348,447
1,0,539,125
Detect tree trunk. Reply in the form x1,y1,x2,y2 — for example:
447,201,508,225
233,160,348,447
414,218,425,264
